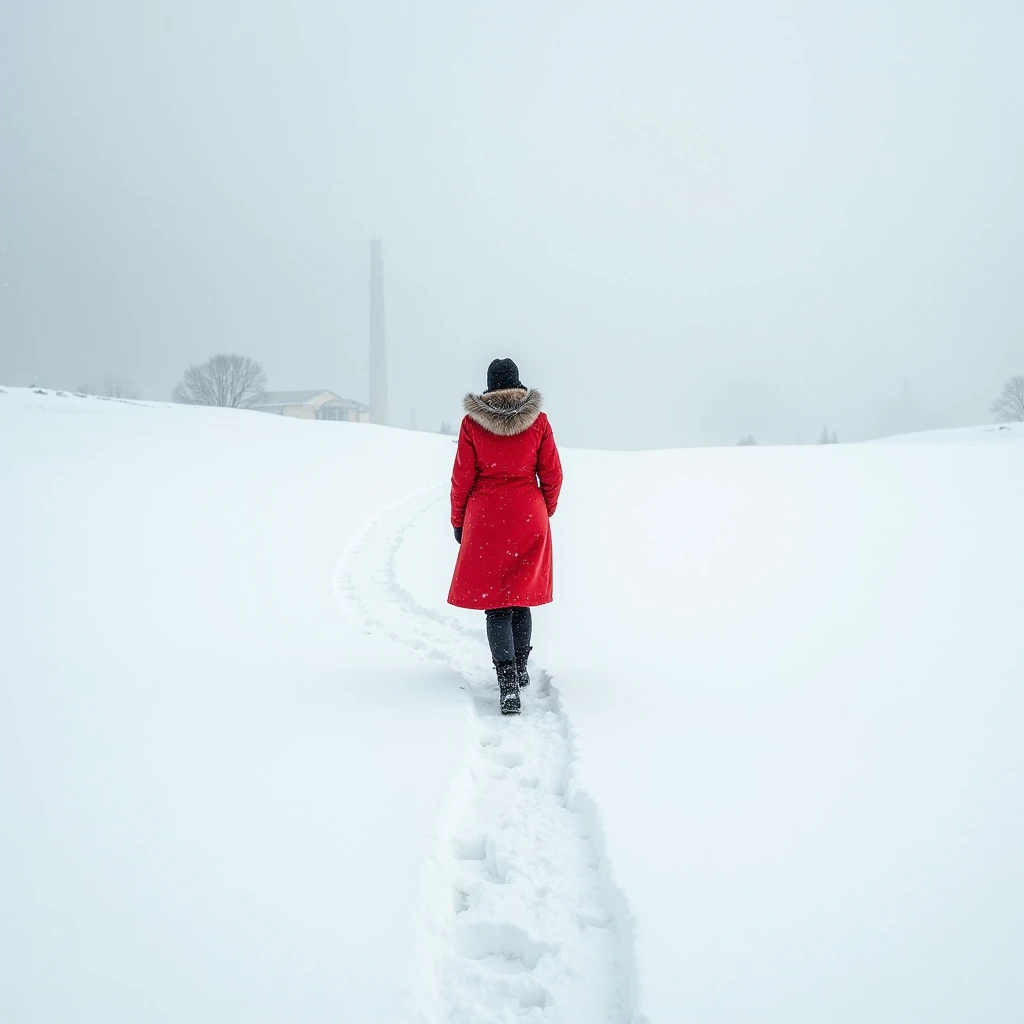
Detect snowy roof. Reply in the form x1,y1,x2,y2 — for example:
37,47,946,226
256,390,334,406
322,397,370,411
254,390,369,411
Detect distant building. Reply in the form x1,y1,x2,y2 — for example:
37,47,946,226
253,390,369,423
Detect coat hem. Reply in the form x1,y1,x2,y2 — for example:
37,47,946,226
447,596,554,611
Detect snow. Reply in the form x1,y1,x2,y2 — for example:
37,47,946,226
543,442,1024,1022
1,389,465,1022
873,421,1024,444
393,433,1024,1022
339,495,636,1021
3,386,1023,1022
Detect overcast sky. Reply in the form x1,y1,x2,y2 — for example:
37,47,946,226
2,1,1022,446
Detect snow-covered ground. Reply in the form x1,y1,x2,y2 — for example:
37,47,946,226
3,385,1022,1023
1,388,466,1022
873,421,1024,445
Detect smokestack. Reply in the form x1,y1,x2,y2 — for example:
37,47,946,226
369,239,389,425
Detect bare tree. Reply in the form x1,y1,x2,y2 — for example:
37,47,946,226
439,420,456,435
991,375,1024,422
78,373,141,399
101,373,140,399
737,435,757,446
172,354,268,409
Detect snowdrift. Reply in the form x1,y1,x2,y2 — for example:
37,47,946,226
2,386,1022,1023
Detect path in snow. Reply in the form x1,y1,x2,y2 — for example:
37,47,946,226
335,487,639,1024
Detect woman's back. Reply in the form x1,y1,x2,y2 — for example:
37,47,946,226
462,403,556,492
447,360,563,714
449,385,562,611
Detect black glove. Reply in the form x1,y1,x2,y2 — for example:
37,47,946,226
454,527,463,544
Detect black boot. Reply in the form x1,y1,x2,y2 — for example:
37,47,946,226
514,646,533,689
495,660,520,715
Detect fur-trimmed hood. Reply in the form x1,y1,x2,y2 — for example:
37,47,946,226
463,387,543,436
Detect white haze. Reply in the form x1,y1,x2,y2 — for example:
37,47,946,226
2,1,1023,447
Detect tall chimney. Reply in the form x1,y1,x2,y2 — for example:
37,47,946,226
369,239,389,425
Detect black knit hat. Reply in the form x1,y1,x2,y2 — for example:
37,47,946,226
486,357,523,393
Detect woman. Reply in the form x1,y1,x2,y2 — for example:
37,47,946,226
448,358,563,715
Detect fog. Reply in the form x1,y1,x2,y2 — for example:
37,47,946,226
2,1,1022,447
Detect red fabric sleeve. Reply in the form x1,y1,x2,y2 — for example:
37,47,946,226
537,416,563,517
450,417,478,528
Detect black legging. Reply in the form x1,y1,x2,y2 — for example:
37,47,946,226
484,606,532,664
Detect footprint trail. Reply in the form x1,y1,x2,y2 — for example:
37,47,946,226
335,487,639,1024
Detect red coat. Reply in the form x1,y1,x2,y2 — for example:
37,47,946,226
448,389,563,610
